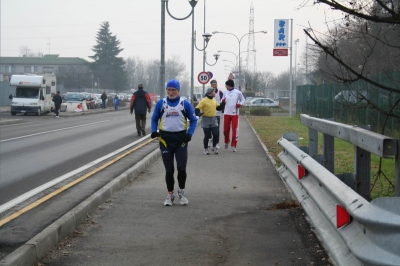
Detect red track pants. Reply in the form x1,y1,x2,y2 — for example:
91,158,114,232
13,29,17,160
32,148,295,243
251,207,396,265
223,114,239,147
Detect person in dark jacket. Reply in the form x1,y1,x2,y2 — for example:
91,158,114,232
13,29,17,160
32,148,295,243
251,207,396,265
52,91,62,118
130,83,152,136
100,92,107,109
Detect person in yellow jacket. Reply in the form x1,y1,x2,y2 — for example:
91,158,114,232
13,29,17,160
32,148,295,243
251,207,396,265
195,88,225,155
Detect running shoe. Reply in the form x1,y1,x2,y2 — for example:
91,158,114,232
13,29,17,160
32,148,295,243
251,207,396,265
204,148,210,155
213,146,219,154
178,188,188,205
232,146,236,152
164,193,175,206
216,144,220,149
225,143,229,149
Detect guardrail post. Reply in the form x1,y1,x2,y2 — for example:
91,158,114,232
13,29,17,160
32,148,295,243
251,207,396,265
355,145,371,200
355,125,371,200
308,128,318,158
323,134,334,173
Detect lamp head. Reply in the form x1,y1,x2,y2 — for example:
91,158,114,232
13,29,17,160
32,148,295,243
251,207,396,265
188,0,198,8
213,53,220,61
202,32,212,43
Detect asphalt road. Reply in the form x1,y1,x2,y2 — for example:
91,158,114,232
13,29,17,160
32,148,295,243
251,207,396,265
0,107,149,205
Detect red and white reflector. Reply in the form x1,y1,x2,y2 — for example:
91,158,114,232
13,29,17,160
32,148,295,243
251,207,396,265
297,164,306,179
336,205,350,228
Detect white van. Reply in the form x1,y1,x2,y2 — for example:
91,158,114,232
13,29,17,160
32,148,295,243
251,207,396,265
9,74,57,116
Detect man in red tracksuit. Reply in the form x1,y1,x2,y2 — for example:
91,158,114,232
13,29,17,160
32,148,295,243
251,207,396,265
221,79,245,152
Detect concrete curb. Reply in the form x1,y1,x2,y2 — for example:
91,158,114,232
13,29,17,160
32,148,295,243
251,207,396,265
0,148,160,266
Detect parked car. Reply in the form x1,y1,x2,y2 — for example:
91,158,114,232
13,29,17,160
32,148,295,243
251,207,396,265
61,93,88,112
245,97,264,103
118,93,129,102
93,94,108,108
333,90,370,104
81,92,96,109
92,96,100,109
245,97,279,108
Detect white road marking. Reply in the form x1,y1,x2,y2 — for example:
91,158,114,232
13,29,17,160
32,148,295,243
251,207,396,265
0,120,110,143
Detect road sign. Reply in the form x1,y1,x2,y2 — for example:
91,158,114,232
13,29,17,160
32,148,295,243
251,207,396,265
198,72,210,84
228,72,235,80
273,49,288,56
207,71,213,79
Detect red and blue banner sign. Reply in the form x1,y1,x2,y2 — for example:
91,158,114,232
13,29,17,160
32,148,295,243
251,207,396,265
274,19,289,57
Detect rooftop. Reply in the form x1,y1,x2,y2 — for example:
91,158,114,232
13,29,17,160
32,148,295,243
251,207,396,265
1,54,90,65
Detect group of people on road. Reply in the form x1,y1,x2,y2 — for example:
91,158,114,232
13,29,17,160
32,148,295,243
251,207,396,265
147,78,245,207
53,78,244,207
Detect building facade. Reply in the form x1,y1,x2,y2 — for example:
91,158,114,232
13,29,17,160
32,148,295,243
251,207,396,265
0,54,90,82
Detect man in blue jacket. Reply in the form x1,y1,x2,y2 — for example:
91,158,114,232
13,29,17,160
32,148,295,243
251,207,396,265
151,79,197,206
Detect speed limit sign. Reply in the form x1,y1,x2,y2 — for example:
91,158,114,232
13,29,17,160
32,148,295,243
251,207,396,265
198,71,210,84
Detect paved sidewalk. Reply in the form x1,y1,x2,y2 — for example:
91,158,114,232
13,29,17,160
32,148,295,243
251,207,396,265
37,117,332,266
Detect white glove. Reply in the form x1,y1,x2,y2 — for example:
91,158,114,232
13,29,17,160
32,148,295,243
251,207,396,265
196,116,199,120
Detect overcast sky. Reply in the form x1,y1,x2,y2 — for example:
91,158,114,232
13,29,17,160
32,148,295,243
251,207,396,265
1,0,341,87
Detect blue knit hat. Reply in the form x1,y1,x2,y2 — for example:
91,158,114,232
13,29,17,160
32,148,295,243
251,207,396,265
166,79,180,91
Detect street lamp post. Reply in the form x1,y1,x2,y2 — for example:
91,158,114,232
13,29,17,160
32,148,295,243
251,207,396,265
304,28,311,83
162,0,217,105
223,59,235,68
199,0,220,95
193,30,218,103
293,38,300,116
161,0,195,99
205,52,220,66
294,39,299,80
213,31,266,91
218,50,255,85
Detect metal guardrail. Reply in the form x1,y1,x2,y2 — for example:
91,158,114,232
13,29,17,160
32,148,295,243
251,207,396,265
277,115,400,266
299,114,399,198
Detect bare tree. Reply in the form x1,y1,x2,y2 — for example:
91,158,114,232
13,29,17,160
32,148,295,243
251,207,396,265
303,0,400,196
124,55,188,96
274,70,291,97
56,65,91,91
19,46,44,57
303,0,400,121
